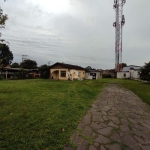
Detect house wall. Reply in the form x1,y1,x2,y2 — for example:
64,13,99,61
66,69,85,80
97,72,102,79
117,70,140,79
117,72,130,79
85,72,102,80
129,70,140,79
51,69,69,80
85,73,93,79
75,70,85,79
50,68,85,80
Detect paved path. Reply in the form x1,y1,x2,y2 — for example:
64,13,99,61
64,83,150,150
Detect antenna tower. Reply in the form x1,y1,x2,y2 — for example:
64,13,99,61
113,0,126,71
22,55,28,62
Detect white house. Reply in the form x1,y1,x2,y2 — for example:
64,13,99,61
85,69,102,80
117,65,141,79
117,71,130,79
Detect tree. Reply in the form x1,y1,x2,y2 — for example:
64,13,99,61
14,68,28,79
0,7,8,42
118,63,127,70
0,43,13,68
140,61,150,81
38,64,50,79
11,62,20,68
122,63,127,68
20,59,37,69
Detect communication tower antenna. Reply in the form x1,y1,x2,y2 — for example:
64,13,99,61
113,0,126,71
22,55,28,62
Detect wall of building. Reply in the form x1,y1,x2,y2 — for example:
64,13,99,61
85,72,102,80
129,70,140,79
117,72,130,79
69,69,85,79
50,69,68,80
117,70,140,79
97,72,102,79
85,73,93,79
50,69,85,80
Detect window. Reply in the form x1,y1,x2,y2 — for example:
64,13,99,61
61,71,66,77
78,72,81,77
124,73,126,77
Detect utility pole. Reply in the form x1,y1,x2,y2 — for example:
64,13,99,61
22,55,28,62
113,0,126,72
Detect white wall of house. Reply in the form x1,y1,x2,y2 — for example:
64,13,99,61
117,72,130,79
85,72,102,80
129,70,140,79
117,70,140,79
85,73,93,79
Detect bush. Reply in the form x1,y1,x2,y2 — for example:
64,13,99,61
102,74,112,78
38,64,50,79
14,69,27,79
140,75,150,81
0,74,5,80
26,74,34,79
140,61,150,81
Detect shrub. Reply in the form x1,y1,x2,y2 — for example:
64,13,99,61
102,74,112,78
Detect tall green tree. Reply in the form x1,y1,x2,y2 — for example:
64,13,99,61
0,43,13,68
38,64,50,79
20,59,37,69
0,7,8,42
11,62,20,68
140,61,150,81
122,63,127,68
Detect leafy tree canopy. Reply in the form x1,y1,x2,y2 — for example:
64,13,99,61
140,61,150,81
38,64,50,79
11,62,20,68
0,7,8,42
122,63,127,68
20,59,37,69
0,43,13,68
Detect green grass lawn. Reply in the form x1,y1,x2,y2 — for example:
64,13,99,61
0,79,107,150
0,79,150,150
118,79,150,106
105,79,150,106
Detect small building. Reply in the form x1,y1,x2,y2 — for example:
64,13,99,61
117,71,130,79
85,68,103,80
0,67,39,79
50,62,85,80
117,65,141,79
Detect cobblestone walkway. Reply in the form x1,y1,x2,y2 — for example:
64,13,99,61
64,83,150,150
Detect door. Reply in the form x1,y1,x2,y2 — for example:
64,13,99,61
92,73,96,79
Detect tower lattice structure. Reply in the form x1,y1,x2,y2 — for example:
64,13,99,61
113,0,126,72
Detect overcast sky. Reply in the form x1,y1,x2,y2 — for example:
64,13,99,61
0,0,150,69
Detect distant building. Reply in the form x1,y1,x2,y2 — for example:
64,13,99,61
0,67,39,79
117,65,141,79
85,67,103,80
50,62,85,80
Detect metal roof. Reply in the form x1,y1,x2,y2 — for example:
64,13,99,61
50,62,85,70
122,65,141,72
